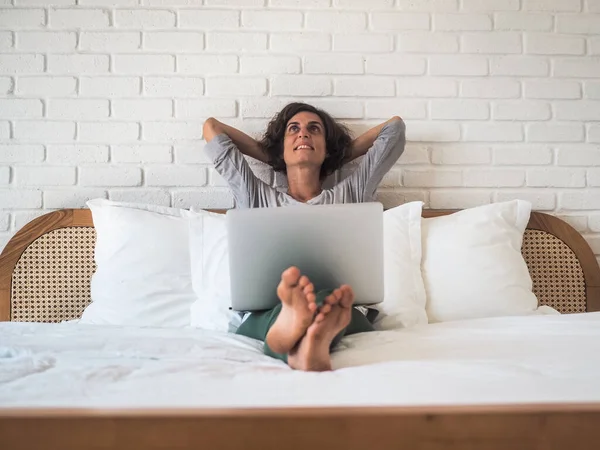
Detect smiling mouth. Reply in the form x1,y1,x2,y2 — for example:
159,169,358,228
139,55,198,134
294,144,314,151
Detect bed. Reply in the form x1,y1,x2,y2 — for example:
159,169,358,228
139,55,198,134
1,207,600,449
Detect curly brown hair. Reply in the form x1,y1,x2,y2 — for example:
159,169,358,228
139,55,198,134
259,102,353,181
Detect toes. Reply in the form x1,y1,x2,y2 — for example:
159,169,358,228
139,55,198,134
302,282,314,296
281,266,301,287
314,302,333,323
297,275,310,289
307,291,317,313
314,311,327,323
333,288,343,302
324,290,341,306
340,285,354,308
341,285,354,297
321,304,333,316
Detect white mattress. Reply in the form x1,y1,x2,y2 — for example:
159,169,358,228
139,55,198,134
2,312,600,409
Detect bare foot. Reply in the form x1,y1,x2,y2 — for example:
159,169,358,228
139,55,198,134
265,267,317,354
288,285,354,372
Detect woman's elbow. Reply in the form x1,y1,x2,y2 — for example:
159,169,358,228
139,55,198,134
203,117,219,142
385,116,403,131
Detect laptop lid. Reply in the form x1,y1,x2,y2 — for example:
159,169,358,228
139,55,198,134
226,202,384,311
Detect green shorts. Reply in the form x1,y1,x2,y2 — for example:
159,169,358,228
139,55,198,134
235,289,375,363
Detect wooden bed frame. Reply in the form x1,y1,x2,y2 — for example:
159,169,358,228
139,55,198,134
1,207,600,450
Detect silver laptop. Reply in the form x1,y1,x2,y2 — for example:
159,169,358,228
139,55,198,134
226,202,384,311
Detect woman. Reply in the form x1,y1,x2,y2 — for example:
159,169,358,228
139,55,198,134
203,102,405,371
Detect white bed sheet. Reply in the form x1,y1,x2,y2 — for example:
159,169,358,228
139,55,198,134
1,312,600,409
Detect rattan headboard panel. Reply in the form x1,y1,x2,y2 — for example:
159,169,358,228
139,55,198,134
521,229,586,313
5,222,591,322
11,227,96,323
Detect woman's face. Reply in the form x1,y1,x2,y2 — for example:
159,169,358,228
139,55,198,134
282,111,327,172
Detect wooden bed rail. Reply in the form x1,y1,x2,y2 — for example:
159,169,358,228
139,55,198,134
2,404,600,450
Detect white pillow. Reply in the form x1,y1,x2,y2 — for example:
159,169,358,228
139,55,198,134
80,199,196,327
374,201,427,330
421,200,538,323
188,201,427,333
188,209,233,333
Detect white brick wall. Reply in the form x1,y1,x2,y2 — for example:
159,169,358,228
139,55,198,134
17,76,77,96
0,2,599,265
80,166,142,186
15,166,76,186
49,8,110,29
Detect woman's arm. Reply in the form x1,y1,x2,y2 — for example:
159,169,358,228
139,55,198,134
337,116,406,202
202,118,274,209
203,118,268,164
345,116,402,163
